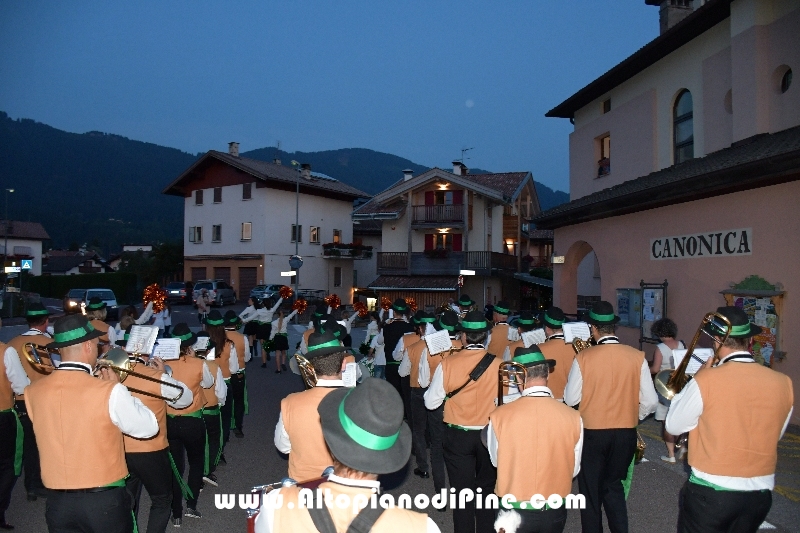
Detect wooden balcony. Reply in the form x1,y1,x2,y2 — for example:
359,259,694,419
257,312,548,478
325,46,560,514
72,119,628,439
411,204,465,225
377,251,519,276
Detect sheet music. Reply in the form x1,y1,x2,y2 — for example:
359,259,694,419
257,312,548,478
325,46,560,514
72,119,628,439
521,328,546,348
562,322,591,343
193,336,211,352
151,338,181,361
507,327,520,342
673,348,714,374
205,347,217,361
342,362,358,388
126,325,159,355
425,329,453,355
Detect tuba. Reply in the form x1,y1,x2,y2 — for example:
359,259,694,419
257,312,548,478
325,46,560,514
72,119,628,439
95,348,185,402
654,312,732,406
246,467,333,533
289,352,317,389
497,361,527,406
572,337,593,354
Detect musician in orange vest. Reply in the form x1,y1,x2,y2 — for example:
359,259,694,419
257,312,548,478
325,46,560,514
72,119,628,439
116,337,193,533
166,323,215,525
501,310,538,361
487,300,513,358
1,337,30,530
666,306,793,533
274,330,348,481
25,315,158,533
425,310,501,533
563,301,658,533
537,307,576,401
194,329,228,489
6,302,52,502
488,346,583,533
256,378,439,532
86,296,116,349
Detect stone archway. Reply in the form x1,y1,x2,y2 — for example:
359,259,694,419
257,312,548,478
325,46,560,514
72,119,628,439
556,240,597,315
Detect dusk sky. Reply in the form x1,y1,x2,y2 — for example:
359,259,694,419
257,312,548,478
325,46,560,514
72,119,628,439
0,1,657,193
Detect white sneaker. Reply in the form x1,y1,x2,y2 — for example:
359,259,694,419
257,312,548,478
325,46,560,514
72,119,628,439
661,455,676,463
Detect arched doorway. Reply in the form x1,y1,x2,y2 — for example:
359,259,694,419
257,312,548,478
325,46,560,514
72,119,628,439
557,240,601,315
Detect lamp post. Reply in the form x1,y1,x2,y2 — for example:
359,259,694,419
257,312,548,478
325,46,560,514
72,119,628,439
3,189,14,318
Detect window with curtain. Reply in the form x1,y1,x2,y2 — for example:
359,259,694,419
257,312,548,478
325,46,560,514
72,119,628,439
674,90,694,164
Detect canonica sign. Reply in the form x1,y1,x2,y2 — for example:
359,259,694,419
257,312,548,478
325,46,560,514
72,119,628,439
650,228,752,260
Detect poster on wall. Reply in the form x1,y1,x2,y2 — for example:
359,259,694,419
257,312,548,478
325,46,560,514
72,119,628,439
733,296,778,366
638,280,668,349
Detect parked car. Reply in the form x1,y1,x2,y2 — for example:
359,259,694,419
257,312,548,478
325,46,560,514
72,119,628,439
63,288,119,320
249,284,283,301
192,280,236,307
166,281,194,304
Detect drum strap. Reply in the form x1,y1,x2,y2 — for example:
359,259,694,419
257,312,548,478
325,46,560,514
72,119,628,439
446,353,496,399
308,497,386,533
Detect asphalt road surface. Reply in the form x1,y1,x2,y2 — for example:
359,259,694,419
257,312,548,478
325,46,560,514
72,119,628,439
3,304,798,532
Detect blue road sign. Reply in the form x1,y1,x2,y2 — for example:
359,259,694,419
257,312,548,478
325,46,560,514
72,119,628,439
21,259,33,270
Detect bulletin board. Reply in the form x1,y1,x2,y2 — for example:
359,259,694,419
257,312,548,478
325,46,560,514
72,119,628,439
721,287,785,367
639,280,668,349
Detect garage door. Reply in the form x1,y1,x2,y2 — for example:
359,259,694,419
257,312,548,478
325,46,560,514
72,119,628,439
214,267,231,285
191,267,207,282
239,267,257,300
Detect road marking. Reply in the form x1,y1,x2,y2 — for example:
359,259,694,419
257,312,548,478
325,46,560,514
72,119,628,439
759,521,776,529
774,485,800,502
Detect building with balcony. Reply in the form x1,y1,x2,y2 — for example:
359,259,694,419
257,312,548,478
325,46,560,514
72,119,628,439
353,162,549,311
163,143,369,302
0,220,49,276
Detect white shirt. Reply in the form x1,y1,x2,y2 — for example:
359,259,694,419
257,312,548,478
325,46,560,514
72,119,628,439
213,366,228,406
56,362,158,438
417,335,459,388
563,337,659,421
153,310,169,329
370,333,386,366
129,358,194,410
201,361,215,389
392,332,417,362
338,311,358,335
423,345,487,430
365,319,380,340
486,386,583,478
242,298,284,324
398,340,422,378
665,352,794,491
269,310,299,340
239,305,256,320
253,473,441,533
228,345,240,374
3,345,30,395
136,301,154,325
273,379,343,454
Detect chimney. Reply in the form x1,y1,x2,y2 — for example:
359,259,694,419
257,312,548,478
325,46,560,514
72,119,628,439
300,163,312,180
452,161,468,176
273,158,281,165
228,142,240,157
402,169,414,181
646,0,694,35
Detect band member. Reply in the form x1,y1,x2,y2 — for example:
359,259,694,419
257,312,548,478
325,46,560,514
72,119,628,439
538,306,576,401
86,296,116,348
26,315,158,533
564,301,658,533
1,338,29,530
257,378,439,532
382,300,415,410
336,307,359,348
269,309,298,373
6,303,52,501
487,300,512,357
425,311,501,533
456,294,475,316
501,310,537,361
241,296,283,365
399,311,437,480
205,311,239,458
274,330,348,481
487,346,583,533
224,309,250,370
298,305,329,355
194,331,228,489
167,323,215,525
238,298,258,359
119,339,193,533
666,306,794,533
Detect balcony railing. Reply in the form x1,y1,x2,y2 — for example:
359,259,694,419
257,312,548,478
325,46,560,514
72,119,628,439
322,243,373,259
411,204,465,224
463,251,518,272
377,252,409,271
377,251,519,275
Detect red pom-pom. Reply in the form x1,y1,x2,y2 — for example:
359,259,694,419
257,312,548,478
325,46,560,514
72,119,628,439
292,298,308,315
279,286,294,300
406,297,418,314
143,283,168,313
380,297,392,311
324,294,341,310
353,301,368,318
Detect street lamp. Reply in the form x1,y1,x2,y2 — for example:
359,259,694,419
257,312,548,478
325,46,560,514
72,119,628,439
3,189,13,318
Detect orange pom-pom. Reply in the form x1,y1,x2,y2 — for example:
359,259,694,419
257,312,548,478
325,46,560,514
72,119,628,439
143,283,168,313
292,298,308,315
353,301,368,318
406,297,418,314
324,294,341,310
380,297,392,311
279,286,294,299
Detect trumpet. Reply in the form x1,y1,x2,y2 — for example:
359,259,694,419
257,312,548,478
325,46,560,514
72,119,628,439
497,361,527,406
654,312,732,406
95,348,185,402
289,352,317,389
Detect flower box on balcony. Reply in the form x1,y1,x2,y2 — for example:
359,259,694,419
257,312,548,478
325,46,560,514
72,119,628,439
323,243,374,258
424,248,449,259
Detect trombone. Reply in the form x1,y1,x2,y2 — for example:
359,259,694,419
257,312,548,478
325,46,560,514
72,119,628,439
95,348,185,402
22,343,59,372
497,361,527,406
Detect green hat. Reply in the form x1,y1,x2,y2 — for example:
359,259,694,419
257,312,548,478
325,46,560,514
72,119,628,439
26,302,50,319
437,311,460,333
170,323,198,349
542,306,566,329
46,315,106,349
458,294,474,307
585,301,620,325
204,310,225,327
412,311,436,325
704,306,762,338
493,301,510,315
306,330,345,359
457,310,491,333
512,346,555,369
86,297,107,311
392,298,408,313
510,311,538,332
320,319,346,339
224,310,242,328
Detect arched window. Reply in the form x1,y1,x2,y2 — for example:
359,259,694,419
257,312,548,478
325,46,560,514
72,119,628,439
674,90,694,164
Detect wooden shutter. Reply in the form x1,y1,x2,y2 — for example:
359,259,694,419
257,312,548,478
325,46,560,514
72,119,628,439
425,191,435,205
452,190,464,205
452,233,463,252
424,234,434,251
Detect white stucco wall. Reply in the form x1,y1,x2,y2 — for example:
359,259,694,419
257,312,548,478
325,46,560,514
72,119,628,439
1,238,44,276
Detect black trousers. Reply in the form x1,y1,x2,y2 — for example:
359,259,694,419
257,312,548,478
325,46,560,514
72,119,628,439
221,382,232,445
167,415,206,515
400,375,412,425
126,448,172,533
577,428,636,533
497,507,568,533
409,387,429,473
46,486,133,533
0,411,19,520
443,426,497,533
203,409,222,473
385,363,404,418
427,404,447,492
15,399,43,492
679,481,772,533
230,372,246,432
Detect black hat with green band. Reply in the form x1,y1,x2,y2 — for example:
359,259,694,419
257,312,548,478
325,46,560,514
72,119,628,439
511,311,538,332
305,330,345,359
314,304,327,318
317,377,411,474
704,306,762,338
224,310,242,328
512,345,555,369
542,306,566,329
86,297,107,311
204,310,225,327
458,294,474,307
437,310,460,333
585,301,620,325
412,311,436,325
392,298,408,313
320,319,346,340
457,310,492,332
26,302,50,319
46,315,106,349
493,301,511,316
170,323,198,349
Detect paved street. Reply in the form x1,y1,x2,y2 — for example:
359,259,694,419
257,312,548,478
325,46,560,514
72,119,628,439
2,305,798,532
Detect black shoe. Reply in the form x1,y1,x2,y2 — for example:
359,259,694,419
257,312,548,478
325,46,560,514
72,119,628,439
281,363,287,371
185,508,201,519
218,453,227,465
202,473,218,487
261,363,267,368
172,517,182,527
275,369,281,374
234,429,244,438
413,468,430,479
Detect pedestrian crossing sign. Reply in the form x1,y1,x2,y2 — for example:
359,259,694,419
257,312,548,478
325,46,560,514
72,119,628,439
21,259,33,270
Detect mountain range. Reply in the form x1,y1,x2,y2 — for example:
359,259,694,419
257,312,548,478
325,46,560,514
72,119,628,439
0,111,568,252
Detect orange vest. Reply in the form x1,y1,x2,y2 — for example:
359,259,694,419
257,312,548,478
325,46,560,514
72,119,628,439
281,386,338,481
9,333,53,399
90,319,110,343
539,337,576,400
217,342,233,380
123,363,169,453
491,395,582,499
690,360,793,477
0,343,13,410
488,324,511,358
407,338,428,388
166,356,207,415
25,369,128,489
442,349,500,427
274,482,429,533
226,330,246,369
575,343,643,429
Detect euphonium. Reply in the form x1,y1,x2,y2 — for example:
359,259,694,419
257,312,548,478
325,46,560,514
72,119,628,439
289,352,317,389
572,337,593,354
95,348,185,402
497,361,527,406
654,312,732,406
